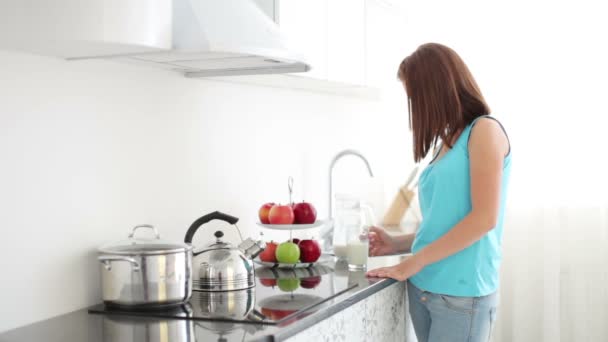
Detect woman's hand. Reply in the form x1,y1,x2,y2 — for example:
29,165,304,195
365,256,424,281
368,226,397,256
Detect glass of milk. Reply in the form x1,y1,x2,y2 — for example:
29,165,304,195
332,194,364,260
347,225,370,270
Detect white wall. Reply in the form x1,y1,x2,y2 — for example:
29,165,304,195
403,0,608,206
0,50,413,332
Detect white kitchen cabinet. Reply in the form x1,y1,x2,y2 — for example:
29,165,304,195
275,0,365,85
253,0,278,22
276,0,329,80
0,0,171,59
364,0,409,88
327,0,366,85
249,0,406,95
0,0,406,97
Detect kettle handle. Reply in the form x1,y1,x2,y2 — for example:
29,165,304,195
184,211,239,244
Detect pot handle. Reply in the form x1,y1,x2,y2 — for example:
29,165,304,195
98,255,141,272
184,211,239,244
128,224,160,239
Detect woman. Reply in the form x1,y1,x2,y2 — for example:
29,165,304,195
366,43,511,342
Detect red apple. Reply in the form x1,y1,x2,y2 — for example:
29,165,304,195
268,204,295,225
259,278,277,287
259,241,278,262
292,202,317,224
300,276,322,289
261,307,296,320
291,238,301,245
258,202,275,224
299,239,321,263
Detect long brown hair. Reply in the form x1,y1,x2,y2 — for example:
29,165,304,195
398,43,490,162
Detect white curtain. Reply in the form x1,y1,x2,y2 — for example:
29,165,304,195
495,206,608,342
401,0,608,341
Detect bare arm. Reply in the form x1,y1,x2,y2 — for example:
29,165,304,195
368,226,416,256
394,233,416,254
367,119,509,280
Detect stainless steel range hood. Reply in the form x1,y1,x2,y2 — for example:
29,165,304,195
107,0,310,77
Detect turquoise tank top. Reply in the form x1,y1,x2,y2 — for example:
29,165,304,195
410,115,511,297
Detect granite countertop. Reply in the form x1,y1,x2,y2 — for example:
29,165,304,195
0,255,408,342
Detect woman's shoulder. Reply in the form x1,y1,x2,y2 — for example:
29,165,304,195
467,116,511,157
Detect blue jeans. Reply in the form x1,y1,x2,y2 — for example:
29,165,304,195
407,281,498,342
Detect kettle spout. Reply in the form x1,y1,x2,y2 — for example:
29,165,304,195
238,238,266,260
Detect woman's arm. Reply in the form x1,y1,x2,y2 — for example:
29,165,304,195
393,233,416,254
368,227,416,256
367,119,509,280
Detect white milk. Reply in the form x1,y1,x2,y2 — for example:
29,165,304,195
346,240,368,268
333,244,348,258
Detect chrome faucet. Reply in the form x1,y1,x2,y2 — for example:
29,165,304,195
320,149,374,253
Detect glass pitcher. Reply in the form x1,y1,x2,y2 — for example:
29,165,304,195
332,194,376,264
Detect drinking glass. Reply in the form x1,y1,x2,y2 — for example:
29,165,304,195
346,225,370,270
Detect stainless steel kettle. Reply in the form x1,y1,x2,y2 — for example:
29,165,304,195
184,211,265,292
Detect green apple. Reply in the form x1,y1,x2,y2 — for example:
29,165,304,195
277,278,300,292
275,242,300,264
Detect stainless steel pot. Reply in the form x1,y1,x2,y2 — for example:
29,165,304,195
98,225,193,307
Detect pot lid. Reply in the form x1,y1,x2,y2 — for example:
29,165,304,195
99,225,192,255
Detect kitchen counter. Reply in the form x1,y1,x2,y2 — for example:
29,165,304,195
0,255,411,342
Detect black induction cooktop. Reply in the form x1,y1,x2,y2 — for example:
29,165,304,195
88,263,357,326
